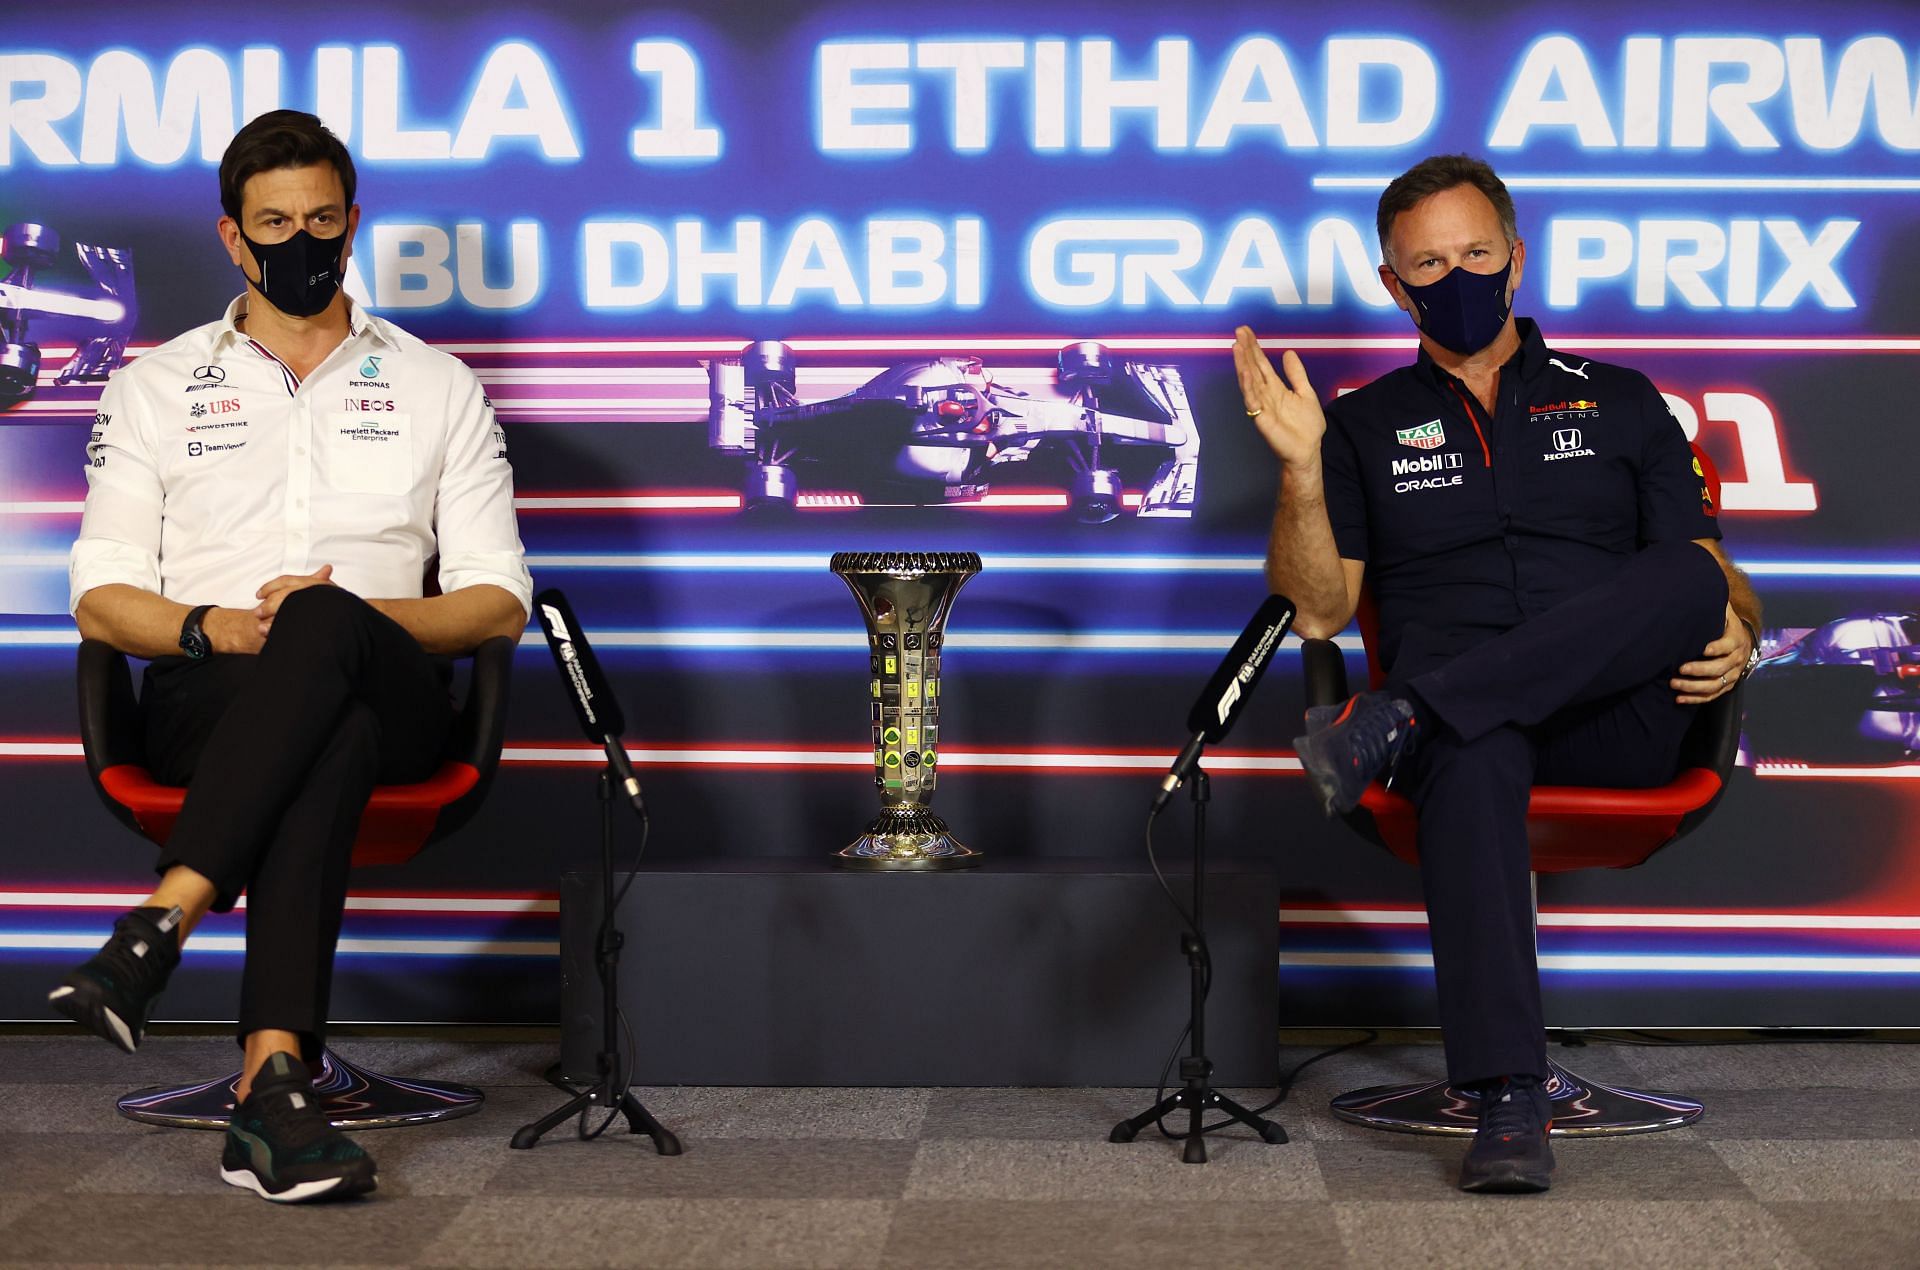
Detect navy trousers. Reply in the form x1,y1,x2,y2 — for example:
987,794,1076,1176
1385,540,1729,1086
142,587,452,1057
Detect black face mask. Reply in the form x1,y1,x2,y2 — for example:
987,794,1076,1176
1392,256,1515,357
238,227,348,319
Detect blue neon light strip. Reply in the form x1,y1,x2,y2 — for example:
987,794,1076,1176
8,553,1917,582
1316,175,1920,193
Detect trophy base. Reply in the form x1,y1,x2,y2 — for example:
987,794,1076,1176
836,808,981,871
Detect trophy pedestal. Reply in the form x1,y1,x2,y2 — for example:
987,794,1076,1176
558,857,1280,1087
837,808,981,870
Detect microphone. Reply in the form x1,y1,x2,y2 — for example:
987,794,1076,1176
534,587,645,814
1153,594,1297,814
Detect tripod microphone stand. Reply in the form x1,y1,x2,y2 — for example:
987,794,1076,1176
512,767,681,1153
1108,768,1288,1163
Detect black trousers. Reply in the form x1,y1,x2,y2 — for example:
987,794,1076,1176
1384,540,1729,1086
142,587,452,1055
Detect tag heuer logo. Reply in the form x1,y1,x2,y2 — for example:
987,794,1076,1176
1396,419,1446,450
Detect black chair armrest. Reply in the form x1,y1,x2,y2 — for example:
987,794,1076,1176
1673,678,1745,838
77,639,144,776
1300,638,1350,711
433,634,516,842
76,639,147,836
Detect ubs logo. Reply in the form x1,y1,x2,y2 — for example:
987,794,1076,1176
1553,428,1583,451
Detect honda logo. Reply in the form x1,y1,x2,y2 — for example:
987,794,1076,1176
1553,428,1582,451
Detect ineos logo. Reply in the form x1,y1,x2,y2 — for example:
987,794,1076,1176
193,365,225,384
1553,428,1583,452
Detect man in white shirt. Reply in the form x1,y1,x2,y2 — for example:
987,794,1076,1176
50,110,531,1203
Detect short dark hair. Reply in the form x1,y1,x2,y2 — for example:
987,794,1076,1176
1375,154,1516,267
218,110,357,221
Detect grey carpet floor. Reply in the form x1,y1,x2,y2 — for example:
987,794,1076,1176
1,1034,1916,1268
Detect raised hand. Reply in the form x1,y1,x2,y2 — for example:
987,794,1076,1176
1234,325,1326,470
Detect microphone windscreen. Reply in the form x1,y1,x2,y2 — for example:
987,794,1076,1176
534,587,626,742
1184,594,1297,742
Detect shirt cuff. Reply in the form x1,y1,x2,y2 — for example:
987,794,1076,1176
69,542,163,615
439,559,533,620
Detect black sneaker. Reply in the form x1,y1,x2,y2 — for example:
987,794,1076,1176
221,1053,377,1203
1293,692,1420,815
47,905,182,1053
1459,1075,1556,1194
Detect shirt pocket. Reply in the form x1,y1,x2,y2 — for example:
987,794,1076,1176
322,411,413,496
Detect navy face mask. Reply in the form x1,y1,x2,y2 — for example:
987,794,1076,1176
238,227,348,319
1392,255,1514,356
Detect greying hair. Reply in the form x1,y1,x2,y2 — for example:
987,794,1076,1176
1376,154,1517,267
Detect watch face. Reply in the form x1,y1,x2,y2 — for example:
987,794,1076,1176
180,608,211,659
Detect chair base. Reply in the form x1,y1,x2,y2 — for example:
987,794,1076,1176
116,1047,485,1131
1330,1056,1703,1138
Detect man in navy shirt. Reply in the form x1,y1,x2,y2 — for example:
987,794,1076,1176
1238,155,1761,1193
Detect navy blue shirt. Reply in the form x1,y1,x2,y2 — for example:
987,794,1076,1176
1321,319,1720,678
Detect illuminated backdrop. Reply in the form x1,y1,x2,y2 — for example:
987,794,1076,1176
3,0,1916,1029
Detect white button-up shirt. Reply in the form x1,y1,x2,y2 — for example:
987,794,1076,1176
70,297,532,620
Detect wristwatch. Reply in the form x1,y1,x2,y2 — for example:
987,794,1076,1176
1737,618,1762,681
178,604,215,660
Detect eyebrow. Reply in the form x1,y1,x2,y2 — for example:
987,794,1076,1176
251,204,343,220
1409,237,1499,260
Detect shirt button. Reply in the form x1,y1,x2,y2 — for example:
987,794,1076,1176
295,498,306,508
296,445,307,456
1504,535,1519,547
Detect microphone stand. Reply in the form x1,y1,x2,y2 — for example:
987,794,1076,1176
1108,767,1288,1163
511,766,681,1155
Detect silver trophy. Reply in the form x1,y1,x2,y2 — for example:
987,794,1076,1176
832,551,982,870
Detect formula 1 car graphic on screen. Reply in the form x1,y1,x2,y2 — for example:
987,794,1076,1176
1742,612,1920,763
707,340,1199,522
0,222,135,410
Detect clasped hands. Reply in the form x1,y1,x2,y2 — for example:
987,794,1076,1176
206,564,338,653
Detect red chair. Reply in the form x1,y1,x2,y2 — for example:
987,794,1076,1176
76,634,515,1130
1300,449,1742,1136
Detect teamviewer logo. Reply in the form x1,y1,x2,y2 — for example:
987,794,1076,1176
1553,428,1583,451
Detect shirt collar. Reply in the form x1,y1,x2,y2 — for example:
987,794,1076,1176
211,294,400,353
1415,316,1549,389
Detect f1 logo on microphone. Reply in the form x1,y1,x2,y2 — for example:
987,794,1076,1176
1553,428,1582,451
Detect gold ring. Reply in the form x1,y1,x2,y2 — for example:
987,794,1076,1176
1246,407,1264,418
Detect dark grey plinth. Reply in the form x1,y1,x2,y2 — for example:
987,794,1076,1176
559,857,1280,1087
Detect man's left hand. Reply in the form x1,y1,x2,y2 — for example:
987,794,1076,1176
1672,603,1751,704
252,564,337,638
